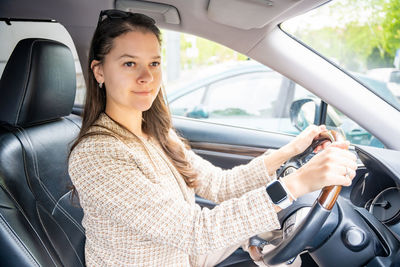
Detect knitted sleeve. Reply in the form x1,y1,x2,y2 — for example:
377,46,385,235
68,135,280,256
170,130,277,203
189,149,277,203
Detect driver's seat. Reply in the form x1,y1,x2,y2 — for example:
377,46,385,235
0,38,85,266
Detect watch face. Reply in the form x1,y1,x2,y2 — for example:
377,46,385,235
266,180,287,204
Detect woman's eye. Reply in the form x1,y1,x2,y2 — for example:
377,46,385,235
150,62,160,67
124,62,135,67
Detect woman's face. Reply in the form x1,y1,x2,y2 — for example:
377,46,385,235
93,30,162,114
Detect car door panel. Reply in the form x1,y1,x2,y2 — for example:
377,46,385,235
173,116,293,169
173,116,293,152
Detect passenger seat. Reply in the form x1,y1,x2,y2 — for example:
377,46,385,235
0,38,85,266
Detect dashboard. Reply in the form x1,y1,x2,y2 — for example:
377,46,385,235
350,145,400,240
267,144,400,266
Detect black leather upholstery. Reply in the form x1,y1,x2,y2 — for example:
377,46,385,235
0,38,85,266
0,38,76,127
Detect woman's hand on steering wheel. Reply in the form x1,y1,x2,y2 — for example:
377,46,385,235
251,127,358,265
281,141,358,200
284,125,331,157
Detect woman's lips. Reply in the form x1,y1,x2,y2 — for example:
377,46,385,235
132,90,151,96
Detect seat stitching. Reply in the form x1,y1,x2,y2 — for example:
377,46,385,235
52,192,85,234
3,123,85,258
0,213,40,267
64,116,81,130
36,205,84,266
16,128,58,206
34,175,84,234
16,128,84,233
0,183,58,266
15,40,35,125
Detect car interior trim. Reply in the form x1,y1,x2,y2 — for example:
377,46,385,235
116,0,181,25
190,141,267,157
207,0,324,30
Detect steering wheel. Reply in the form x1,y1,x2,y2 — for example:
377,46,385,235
248,130,346,265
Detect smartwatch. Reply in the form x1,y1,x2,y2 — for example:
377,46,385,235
266,179,292,209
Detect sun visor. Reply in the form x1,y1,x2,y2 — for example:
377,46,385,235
116,0,180,25
207,0,302,30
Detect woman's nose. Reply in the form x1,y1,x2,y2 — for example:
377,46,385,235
137,66,153,84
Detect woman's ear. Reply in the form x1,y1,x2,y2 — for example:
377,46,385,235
91,60,104,84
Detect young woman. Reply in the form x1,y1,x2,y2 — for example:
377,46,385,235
68,10,357,267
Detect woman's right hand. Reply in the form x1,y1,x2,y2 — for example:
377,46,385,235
281,141,358,200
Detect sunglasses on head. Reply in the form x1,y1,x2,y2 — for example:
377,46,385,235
97,9,156,27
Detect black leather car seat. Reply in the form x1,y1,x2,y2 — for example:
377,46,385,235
0,38,85,266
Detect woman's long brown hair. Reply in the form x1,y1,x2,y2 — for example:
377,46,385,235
69,13,198,187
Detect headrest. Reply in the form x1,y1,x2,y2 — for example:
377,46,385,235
0,38,76,127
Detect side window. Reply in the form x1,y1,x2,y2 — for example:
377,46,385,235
163,29,385,147
163,30,320,135
205,72,281,120
169,87,206,116
0,20,86,106
168,67,320,135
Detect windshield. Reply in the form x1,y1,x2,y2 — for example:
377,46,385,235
282,0,400,111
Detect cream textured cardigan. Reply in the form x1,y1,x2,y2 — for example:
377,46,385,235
68,113,280,266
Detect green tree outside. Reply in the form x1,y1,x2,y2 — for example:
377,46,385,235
284,0,400,72
178,33,248,69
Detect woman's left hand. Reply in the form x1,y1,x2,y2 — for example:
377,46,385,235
285,125,331,158
264,125,333,178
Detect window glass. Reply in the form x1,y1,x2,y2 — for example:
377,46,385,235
169,87,206,116
281,0,400,109
0,20,86,105
205,72,281,119
164,30,319,135
326,106,384,148
281,0,398,147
